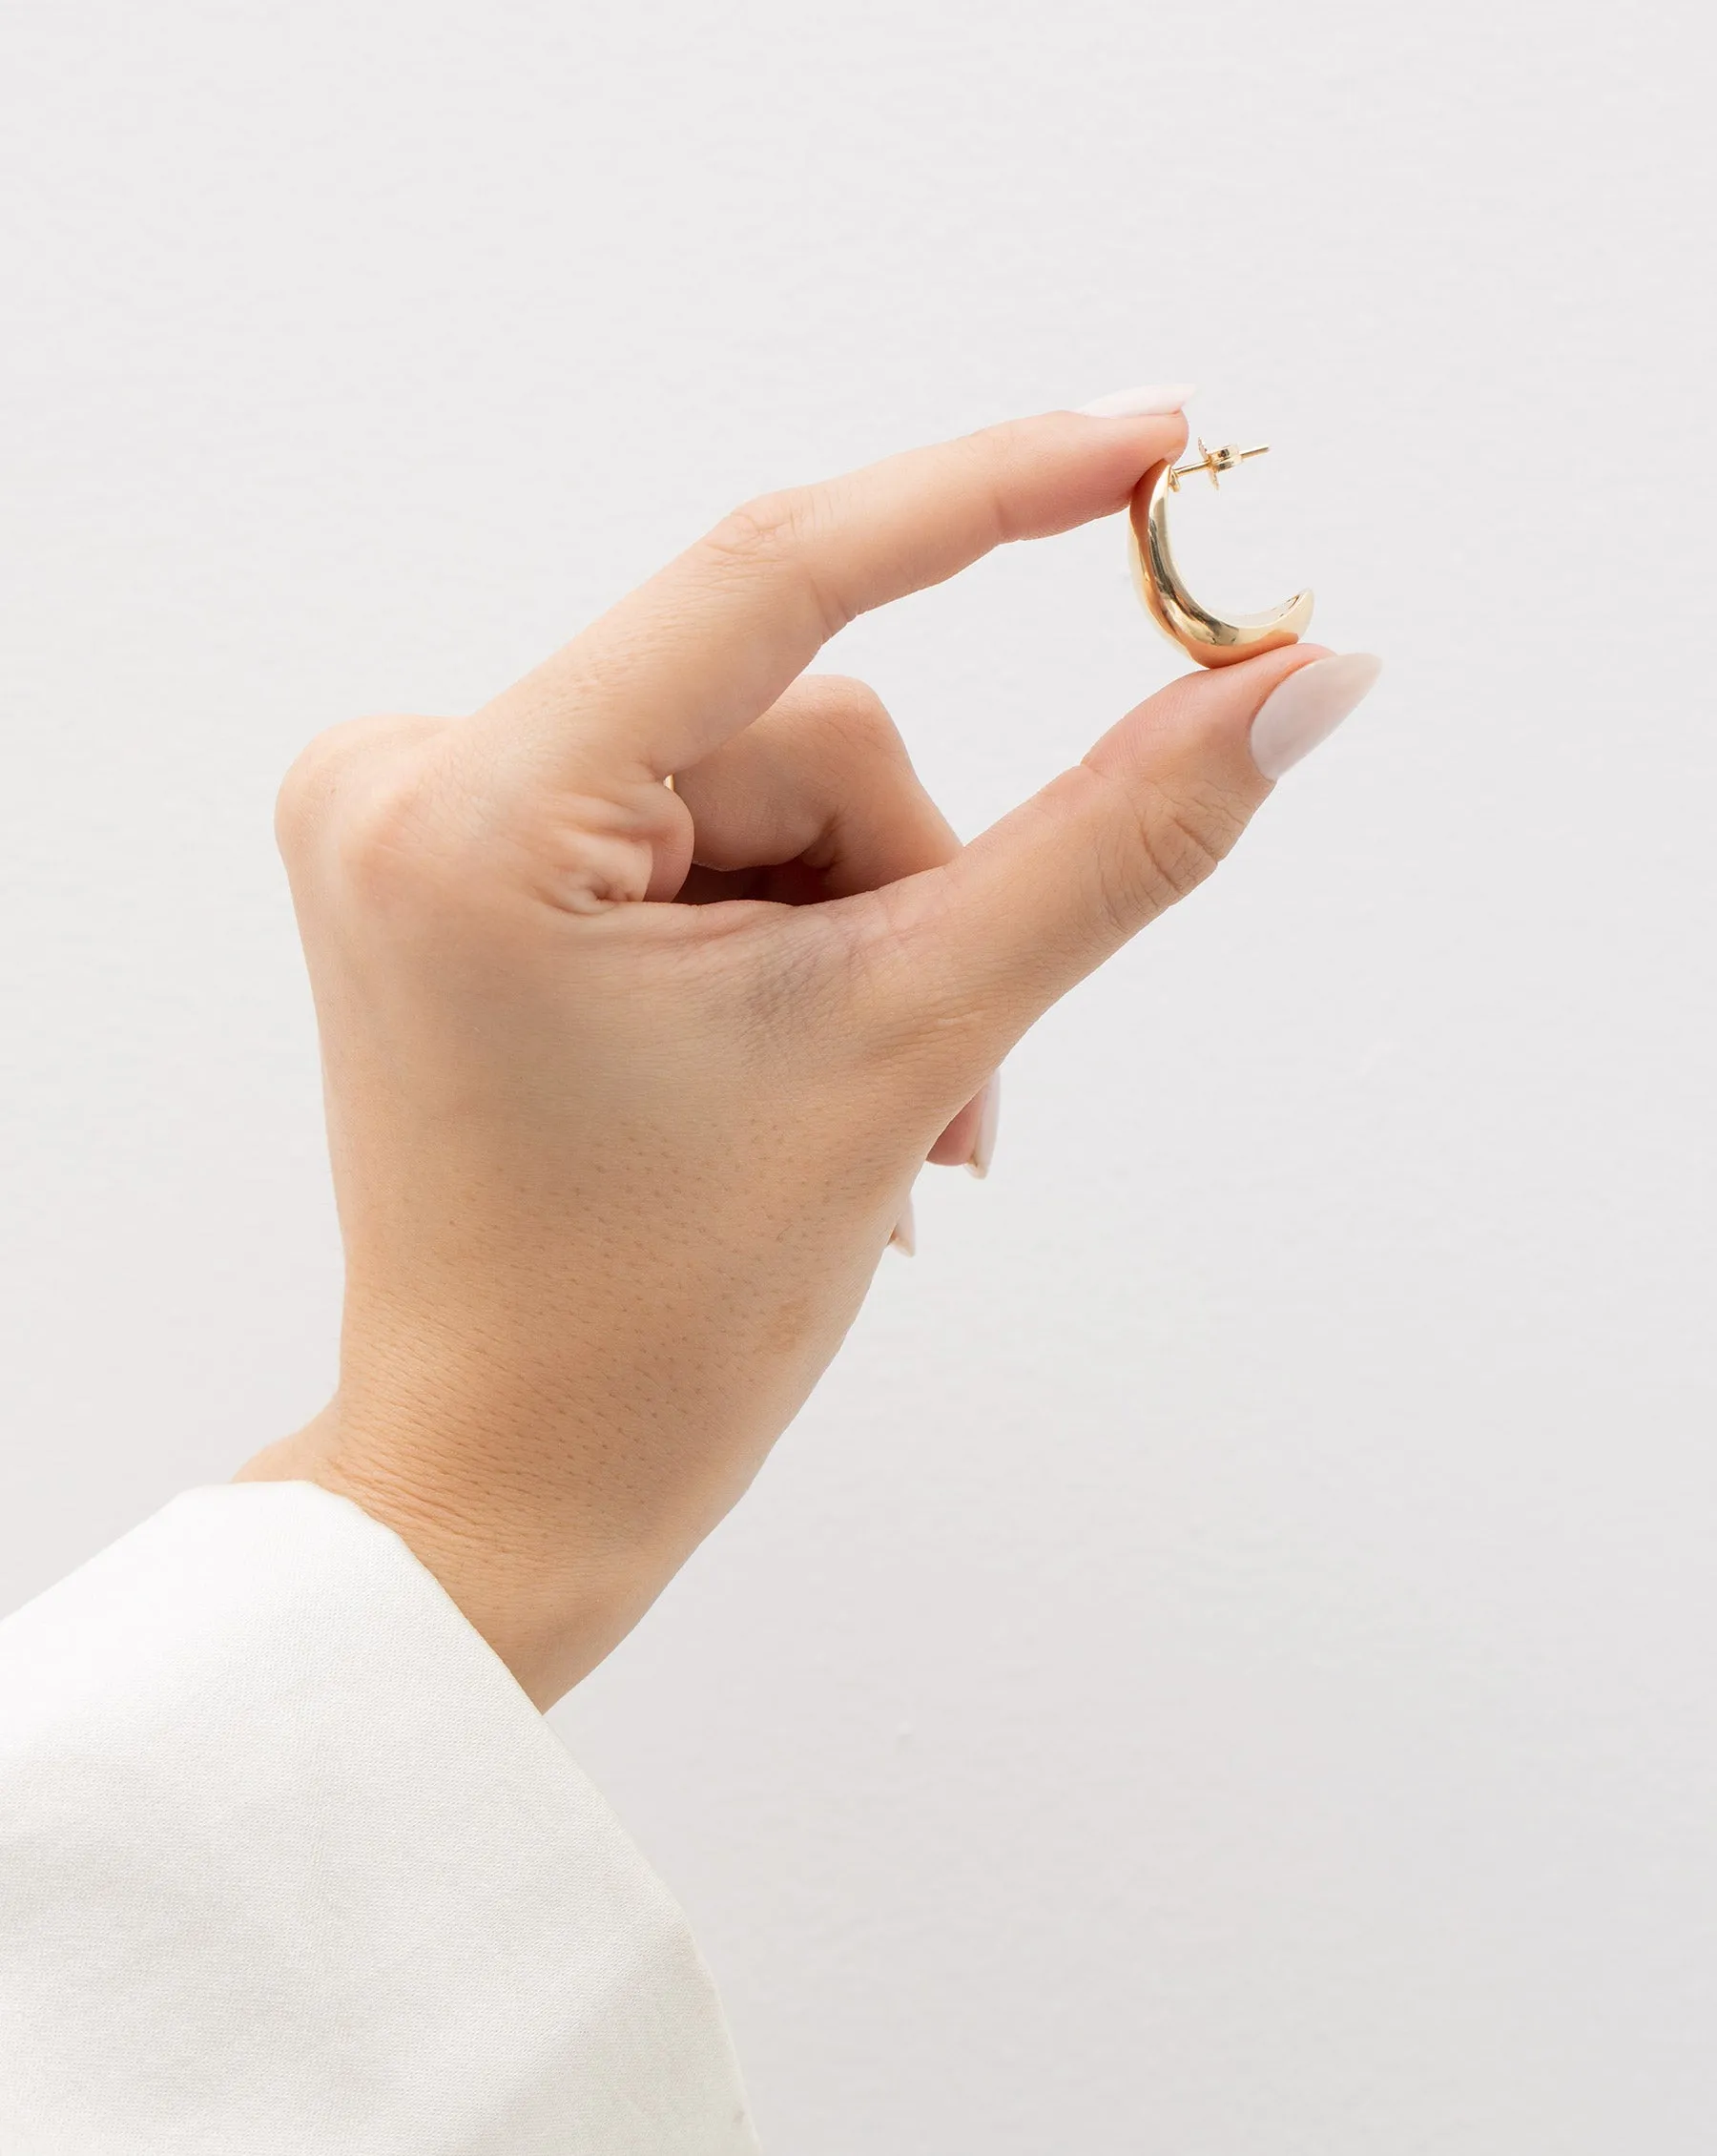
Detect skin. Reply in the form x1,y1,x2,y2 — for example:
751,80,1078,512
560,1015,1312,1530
238,409,1328,1709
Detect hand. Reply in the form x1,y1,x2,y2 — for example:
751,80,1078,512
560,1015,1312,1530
238,409,1373,1707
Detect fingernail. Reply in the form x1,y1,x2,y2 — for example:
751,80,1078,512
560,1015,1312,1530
966,1073,1001,1179
1250,653,1383,780
889,1192,917,1256
1077,382,1196,418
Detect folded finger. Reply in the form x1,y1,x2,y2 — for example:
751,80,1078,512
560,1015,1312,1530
669,674,959,903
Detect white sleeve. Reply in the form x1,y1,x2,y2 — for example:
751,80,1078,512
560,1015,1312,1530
0,1482,759,2156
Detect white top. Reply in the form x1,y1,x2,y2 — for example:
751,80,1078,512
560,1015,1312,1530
0,1482,759,2154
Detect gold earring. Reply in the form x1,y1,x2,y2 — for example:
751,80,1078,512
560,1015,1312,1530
1128,436,1314,669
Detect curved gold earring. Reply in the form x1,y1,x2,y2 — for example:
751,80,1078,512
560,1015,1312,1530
1128,437,1314,669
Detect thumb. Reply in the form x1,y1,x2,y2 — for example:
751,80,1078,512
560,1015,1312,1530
885,647,1381,1063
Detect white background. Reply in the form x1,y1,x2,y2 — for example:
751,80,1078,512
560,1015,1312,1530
3,2,1714,2147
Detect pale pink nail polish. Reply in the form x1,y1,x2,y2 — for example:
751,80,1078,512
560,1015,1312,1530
966,1073,1001,1179
1250,653,1383,779
1077,382,1196,418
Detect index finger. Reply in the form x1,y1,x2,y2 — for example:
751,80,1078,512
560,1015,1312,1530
468,406,1189,787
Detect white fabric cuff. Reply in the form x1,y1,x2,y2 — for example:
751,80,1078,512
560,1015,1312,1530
0,1482,758,2154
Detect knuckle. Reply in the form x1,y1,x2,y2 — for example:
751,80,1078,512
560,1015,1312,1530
801,675,904,764
277,712,441,824
275,718,391,866
1092,771,1248,933
298,733,471,919
329,764,454,911
704,487,830,575
704,493,796,564
274,725,361,860
702,487,851,637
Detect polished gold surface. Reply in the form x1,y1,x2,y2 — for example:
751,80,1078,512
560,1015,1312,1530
1129,436,1314,669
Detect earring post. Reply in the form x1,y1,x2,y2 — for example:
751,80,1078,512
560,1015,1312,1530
1168,441,1272,489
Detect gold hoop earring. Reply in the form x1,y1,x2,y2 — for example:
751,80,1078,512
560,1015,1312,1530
1128,437,1314,669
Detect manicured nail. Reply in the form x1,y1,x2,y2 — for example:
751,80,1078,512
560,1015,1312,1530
1250,653,1383,780
1077,382,1196,418
889,1192,917,1256
966,1073,1001,1179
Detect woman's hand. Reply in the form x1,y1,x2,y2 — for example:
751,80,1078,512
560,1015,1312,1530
238,408,1376,1707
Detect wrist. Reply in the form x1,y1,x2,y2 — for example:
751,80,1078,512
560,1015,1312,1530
236,1403,663,1708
